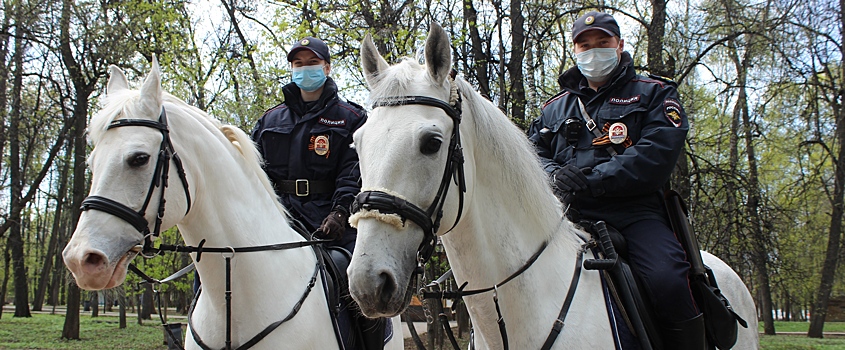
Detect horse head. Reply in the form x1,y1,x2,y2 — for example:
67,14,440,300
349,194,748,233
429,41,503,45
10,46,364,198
63,58,192,290
349,23,477,317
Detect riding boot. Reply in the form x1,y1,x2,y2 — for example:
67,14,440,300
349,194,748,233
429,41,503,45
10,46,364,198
660,313,706,350
355,315,387,350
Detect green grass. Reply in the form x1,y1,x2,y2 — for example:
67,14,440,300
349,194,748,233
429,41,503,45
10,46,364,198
0,313,166,349
5,314,845,349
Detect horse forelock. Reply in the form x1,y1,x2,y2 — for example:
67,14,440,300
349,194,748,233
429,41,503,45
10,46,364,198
90,87,288,219
366,59,451,105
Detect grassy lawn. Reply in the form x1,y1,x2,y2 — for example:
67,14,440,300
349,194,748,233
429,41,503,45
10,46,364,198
0,313,167,349
4,314,845,349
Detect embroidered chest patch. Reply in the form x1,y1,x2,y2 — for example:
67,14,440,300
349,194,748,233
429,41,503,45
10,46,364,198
608,95,641,105
309,135,330,158
318,117,346,127
664,99,683,127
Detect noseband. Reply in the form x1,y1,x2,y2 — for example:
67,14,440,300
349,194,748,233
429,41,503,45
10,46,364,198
80,107,191,256
351,80,467,268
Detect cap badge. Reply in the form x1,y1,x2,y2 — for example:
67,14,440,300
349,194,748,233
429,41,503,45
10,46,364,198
310,135,330,157
301,39,310,46
585,16,595,25
609,122,628,144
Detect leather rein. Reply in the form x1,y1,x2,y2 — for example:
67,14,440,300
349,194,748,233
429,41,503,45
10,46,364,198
81,107,327,350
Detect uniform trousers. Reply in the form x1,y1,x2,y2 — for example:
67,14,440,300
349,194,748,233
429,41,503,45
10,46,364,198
621,219,699,323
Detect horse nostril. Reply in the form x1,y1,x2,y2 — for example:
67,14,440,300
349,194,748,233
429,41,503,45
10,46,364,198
378,271,397,304
82,251,107,274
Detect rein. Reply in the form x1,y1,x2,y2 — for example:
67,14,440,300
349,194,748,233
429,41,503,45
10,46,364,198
352,76,467,271
419,229,590,350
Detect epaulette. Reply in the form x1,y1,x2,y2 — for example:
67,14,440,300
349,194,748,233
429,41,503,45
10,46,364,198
260,102,287,117
647,73,678,87
346,100,365,110
542,91,570,109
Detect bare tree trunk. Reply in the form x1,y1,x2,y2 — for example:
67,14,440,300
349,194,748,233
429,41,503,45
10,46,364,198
119,291,126,329
8,5,31,317
0,245,10,320
506,0,526,125
90,291,99,317
808,0,845,337
32,149,70,312
463,0,491,98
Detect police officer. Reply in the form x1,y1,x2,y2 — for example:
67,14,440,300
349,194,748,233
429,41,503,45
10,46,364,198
251,37,382,349
527,11,703,349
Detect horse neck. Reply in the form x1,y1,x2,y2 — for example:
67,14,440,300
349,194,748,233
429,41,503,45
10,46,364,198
169,114,317,311
439,105,588,347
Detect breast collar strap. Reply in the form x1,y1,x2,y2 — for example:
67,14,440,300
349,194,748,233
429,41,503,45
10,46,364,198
80,107,192,257
353,86,466,268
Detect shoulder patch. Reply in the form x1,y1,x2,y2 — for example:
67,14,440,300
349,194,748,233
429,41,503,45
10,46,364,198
664,98,683,127
543,91,571,109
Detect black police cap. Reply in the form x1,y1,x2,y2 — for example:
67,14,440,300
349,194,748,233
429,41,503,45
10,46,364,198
287,37,331,63
572,11,621,42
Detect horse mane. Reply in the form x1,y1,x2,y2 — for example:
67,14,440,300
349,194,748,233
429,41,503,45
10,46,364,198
453,77,564,239
90,88,289,218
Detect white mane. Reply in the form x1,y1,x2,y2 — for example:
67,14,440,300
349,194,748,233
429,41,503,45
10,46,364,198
90,89,288,218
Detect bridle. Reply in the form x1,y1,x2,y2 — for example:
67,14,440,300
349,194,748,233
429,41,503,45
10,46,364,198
81,106,328,350
80,107,191,257
351,77,467,270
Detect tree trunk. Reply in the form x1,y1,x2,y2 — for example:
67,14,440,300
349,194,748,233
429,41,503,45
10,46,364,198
8,6,30,317
0,245,11,320
506,0,526,124
32,150,70,312
119,292,127,329
463,0,490,98
808,0,845,337
90,291,99,317
140,283,154,320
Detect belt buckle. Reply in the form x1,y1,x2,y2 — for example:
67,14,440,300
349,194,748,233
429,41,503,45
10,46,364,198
295,179,309,197
586,119,597,131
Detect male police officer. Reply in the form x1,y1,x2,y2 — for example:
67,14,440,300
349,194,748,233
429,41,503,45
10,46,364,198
251,37,384,350
527,11,704,349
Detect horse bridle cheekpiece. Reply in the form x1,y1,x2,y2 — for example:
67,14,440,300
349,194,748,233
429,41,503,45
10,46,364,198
80,107,192,257
351,76,467,270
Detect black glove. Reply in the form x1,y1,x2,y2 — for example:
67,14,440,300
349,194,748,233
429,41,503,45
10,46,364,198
316,207,349,241
552,165,591,195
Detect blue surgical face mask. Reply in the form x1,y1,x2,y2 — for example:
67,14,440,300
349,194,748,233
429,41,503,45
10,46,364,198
575,46,620,82
292,65,327,92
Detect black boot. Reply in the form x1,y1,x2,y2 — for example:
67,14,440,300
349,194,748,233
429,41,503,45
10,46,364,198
661,314,706,350
354,315,387,350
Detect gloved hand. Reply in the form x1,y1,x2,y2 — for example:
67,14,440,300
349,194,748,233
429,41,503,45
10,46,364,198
316,206,349,241
552,165,591,195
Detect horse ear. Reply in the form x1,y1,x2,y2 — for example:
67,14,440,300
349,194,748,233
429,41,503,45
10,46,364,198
360,34,389,87
424,22,452,84
139,55,163,117
107,65,129,94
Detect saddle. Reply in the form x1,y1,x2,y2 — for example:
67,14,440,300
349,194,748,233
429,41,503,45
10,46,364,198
578,214,746,350
315,244,389,350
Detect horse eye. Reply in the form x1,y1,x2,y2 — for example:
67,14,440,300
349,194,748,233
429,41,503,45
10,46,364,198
420,137,442,155
128,153,150,167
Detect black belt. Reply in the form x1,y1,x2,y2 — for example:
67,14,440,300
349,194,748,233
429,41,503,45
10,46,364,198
275,179,335,197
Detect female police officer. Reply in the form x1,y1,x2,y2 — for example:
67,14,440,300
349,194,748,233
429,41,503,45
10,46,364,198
527,11,703,349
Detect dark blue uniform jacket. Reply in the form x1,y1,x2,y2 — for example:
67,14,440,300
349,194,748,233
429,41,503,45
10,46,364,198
528,52,689,229
251,78,365,247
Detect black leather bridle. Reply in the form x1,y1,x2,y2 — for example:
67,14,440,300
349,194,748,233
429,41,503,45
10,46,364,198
351,89,467,269
80,107,192,257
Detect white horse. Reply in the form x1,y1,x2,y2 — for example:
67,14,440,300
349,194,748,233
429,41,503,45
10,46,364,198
347,23,758,349
62,60,402,350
